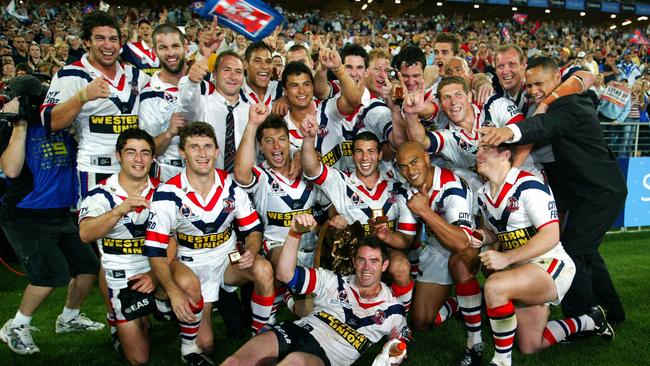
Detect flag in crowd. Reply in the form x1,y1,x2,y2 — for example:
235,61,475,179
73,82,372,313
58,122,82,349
531,20,541,35
629,28,650,45
5,0,29,23
99,1,110,12
199,0,285,41
501,25,511,41
83,3,95,14
512,13,528,25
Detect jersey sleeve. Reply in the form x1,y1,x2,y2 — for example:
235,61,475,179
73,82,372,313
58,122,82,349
286,266,336,297
490,97,525,127
323,95,345,124
236,165,264,195
234,185,263,235
395,190,417,237
177,76,206,122
362,104,392,142
78,189,111,222
521,179,559,230
143,187,180,257
441,180,474,237
41,70,87,131
138,93,167,137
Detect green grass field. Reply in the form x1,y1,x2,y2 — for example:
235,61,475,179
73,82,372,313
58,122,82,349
1,231,649,366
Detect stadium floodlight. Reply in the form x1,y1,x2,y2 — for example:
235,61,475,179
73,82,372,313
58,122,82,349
512,7,517,11
622,20,632,26
368,0,373,3
638,16,648,21
609,25,616,29
362,3,368,10
545,9,550,13
610,14,616,19
395,0,401,3
474,4,480,8
437,2,443,6
580,12,586,16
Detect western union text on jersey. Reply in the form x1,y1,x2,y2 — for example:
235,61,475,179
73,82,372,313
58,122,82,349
177,230,231,249
316,311,369,352
102,237,144,254
267,208,313,227
90,115,139,134
497,226,536,251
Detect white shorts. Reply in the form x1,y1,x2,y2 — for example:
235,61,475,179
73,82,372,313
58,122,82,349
529,255,576,305
181,256,237,302
416,244,453,285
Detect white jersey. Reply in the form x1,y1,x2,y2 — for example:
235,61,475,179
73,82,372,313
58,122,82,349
238,78,283,107
476,168,568,261
121,40,160,76
78,174,159,288
284,98,346,169
143,169,262,264
288,267,410,366
238,161,329,246
138,72,184,181
177,76,250,170
415,167,474,259
307,164,417,237
41,54,150,174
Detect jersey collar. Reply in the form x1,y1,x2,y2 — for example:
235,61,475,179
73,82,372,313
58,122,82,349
81,53,126,90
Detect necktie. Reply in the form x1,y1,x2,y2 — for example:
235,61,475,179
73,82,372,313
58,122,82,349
224,104,236,173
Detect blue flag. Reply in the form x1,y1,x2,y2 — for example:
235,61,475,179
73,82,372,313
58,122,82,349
83,3,95,14
198,0,284,42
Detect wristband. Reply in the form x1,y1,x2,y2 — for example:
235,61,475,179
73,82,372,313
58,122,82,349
332,65,344,74
288,230,303,239
77,89,88,104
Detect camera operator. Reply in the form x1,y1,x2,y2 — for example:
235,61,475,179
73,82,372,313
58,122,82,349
0,75,103,356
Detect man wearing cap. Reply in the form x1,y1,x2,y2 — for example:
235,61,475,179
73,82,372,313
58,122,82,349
121,19,160,76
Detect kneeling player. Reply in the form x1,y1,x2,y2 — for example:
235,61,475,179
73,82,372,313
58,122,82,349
144,122,274,365
222,214,410,366
474,142,614,366
79,129,162,365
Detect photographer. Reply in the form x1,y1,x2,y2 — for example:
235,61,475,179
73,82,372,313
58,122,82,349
0,75,102,356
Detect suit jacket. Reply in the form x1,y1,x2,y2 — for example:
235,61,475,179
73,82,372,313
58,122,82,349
517,94,627,209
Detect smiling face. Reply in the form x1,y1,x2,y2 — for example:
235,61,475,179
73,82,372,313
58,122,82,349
353,245,389,289
399,61,424,93
476,142,510,178
180,135,218,177
445,57,471,85
439,82,472,125
155,32,186,74
85,25,120,68
215,55,244,98
353,139,381,178
525,66,561,105
344,55,367,86
284,72,313,109
138,22,152,44
496,48,526,95
366,56,390,94
396,143,433,190
116,138,154,180
246,48,273,90
259,127,290,170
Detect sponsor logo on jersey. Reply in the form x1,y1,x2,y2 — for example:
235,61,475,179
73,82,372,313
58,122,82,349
141,67,160,76
321,145,342,167
177,229,233,249
315,311,370,353
267,208,313,227
496,226,537,251
102,237,145,255
89,115,139,134
342,140,353,157
362,220,395,236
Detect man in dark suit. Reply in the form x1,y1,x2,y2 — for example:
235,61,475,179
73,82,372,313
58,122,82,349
479,56,627,324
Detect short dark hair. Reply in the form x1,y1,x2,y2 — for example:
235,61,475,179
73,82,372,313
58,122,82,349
81,11,121,42
179,122,218,150
244,41,273,62
435,33,460,55
437,75,470,97
281,61,314,88
340,43,369,68
214,50,244,72
287,44,309,57
256,114,289,143
394,46,426,71
354,237,389,262
352,131,381,151
152,23,185,49
496,143,516,164
115,128,155,156
526,56,558,73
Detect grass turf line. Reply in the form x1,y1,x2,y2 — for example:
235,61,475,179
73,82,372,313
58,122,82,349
0,231,648,365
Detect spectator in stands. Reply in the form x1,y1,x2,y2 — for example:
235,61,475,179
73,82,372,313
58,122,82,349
27,43,42,72
12,35,28,64
618,50,642,87
600,52,620,84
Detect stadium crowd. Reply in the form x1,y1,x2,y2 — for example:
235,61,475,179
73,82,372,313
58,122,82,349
0,1,647,366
